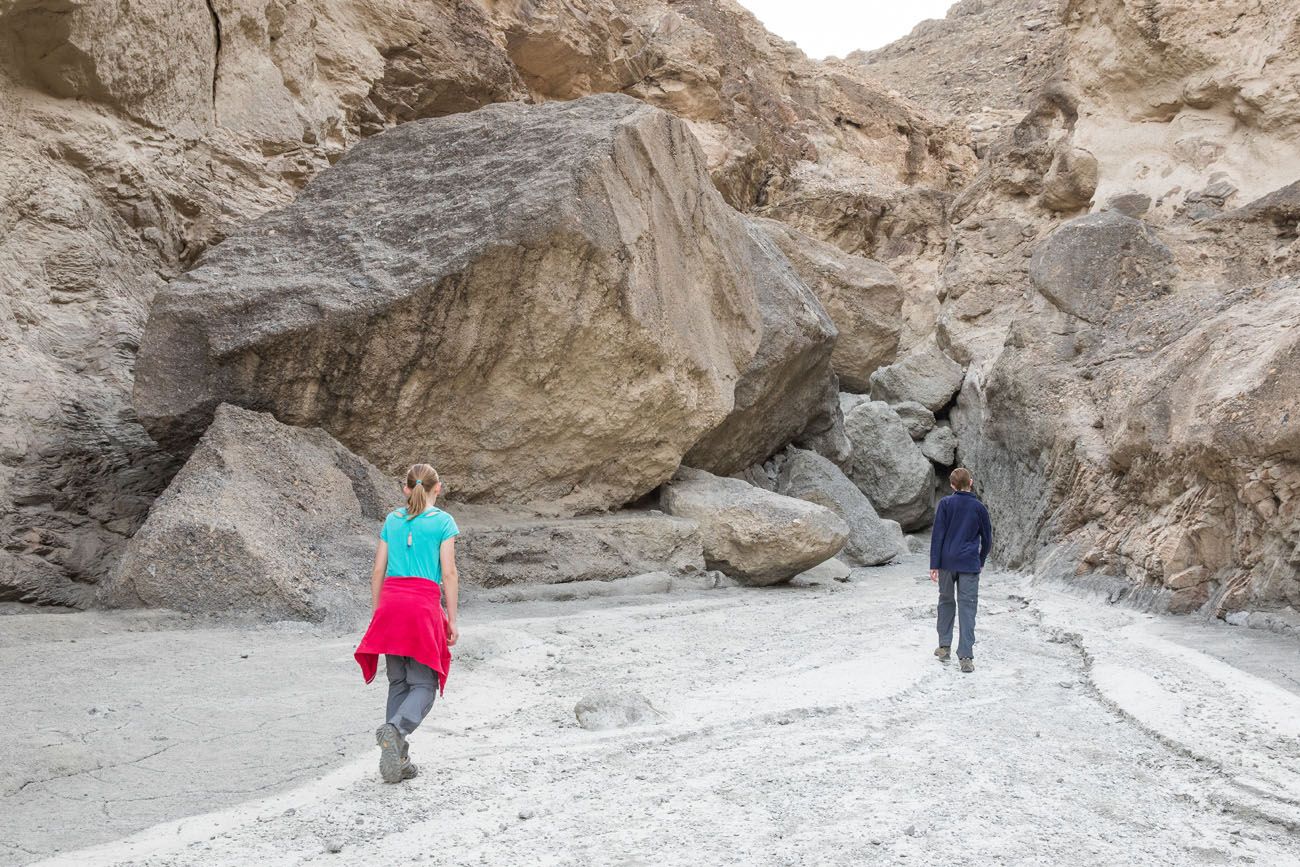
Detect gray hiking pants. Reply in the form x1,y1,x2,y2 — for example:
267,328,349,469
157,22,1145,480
385,655,438,735
937,570,980,659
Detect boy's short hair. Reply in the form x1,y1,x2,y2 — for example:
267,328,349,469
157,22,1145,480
949,467,973,490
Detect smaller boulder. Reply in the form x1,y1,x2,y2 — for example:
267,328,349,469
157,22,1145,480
892,401,936,440
869,344,965,412
921,425,958,466
777,448,907,566
843,401,935,531
660,467,848,586
574,690,663,730
107,404,398,625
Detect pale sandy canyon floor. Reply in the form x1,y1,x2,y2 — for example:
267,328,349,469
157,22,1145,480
3,555,1299,866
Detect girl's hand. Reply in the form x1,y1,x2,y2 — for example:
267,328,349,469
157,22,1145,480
447,622,459,646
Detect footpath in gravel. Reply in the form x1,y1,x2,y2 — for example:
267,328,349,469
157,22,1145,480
5,555,1300,866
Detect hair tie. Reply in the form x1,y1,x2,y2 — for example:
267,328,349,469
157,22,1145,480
414,479,423,486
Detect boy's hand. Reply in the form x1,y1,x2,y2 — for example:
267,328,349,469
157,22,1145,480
447,622,459,646
929,569,939,583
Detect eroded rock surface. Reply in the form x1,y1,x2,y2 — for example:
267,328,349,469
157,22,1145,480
843,401,935,531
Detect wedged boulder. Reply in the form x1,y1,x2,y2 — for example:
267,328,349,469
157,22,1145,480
684,222,838,476
921,424,958,466
892,401,936,440
1028,211,1175,323
448,506,703,588
754,217,904,391
106,405,398,625
792,376,853,469
660,467,848,586
843,400,935,531
777,448,907,566
869,343,965,412
134,94,764,514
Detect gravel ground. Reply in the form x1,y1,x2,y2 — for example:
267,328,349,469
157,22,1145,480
5,555,1299,866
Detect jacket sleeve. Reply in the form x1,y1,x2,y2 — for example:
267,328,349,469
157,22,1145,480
978,503,993,568
929,499,946,570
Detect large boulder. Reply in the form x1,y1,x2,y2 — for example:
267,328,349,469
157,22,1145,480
105,405,397,625
660,468,848,586
133,95,764,515
449,506,703,588
843,400,935,531
1028,211,1175,323
892,401,936,441
755,217,904,392
777,448,907,566
868,343,965,412
683,223,838,476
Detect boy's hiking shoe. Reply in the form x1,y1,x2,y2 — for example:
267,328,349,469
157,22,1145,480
960,658,975,673
934,646,951,661
376,723,405,783
400,761,419,781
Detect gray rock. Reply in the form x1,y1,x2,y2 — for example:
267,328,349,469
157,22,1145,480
685,220,838,476
843,401,935,531
793,378,853,469
660,467,848,586
134,95,766,515
839,391,871,416
1106,191,1151,218
892,401,936,440
754,217,904,391
106,405,398,625
1038,146,1098,212
921,425,958,466
1028,211,1175,323
869,344,965,412
450,506,704,588
777,448,907,566
574,690,662,730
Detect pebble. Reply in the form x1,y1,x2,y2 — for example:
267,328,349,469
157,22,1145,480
324,837,344,853
519,809,535,820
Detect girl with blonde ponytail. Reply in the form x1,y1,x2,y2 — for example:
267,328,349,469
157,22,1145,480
354,463,461,784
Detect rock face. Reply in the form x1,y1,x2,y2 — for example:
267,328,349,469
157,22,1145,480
449,507,703,588
660,468,848,586
777,449,907,566
106,405,396,625
135,95,764,514
843,401,935,531
754,218,904,391
1028,212,1175,323
869,344,965,413
683,225,838,476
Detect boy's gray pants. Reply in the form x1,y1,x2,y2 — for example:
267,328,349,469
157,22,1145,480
937,570,980,659
385,655,438,735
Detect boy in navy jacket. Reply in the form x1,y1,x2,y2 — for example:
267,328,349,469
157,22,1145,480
929,467,993,673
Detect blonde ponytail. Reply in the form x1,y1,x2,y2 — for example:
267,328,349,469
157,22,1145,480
404,463,440,519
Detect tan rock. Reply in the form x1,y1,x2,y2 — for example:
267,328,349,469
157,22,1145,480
134,96,764,514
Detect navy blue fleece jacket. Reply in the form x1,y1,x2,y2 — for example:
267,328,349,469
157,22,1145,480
929,490,993,573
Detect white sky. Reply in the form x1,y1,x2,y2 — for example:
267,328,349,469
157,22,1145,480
737,1,958,58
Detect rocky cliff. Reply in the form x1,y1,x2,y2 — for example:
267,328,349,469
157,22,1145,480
3,0,1296,627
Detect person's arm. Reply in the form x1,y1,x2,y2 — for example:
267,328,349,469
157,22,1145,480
370,540,389,609
929,499,946,582
979,504,993,569
440,536,459,646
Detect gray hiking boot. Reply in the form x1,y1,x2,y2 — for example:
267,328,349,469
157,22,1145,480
376,723,405,783
960,658,975,674
400,760,419,781
934,646,951,661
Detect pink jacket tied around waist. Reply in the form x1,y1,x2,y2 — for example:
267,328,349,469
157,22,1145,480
355,577,451,694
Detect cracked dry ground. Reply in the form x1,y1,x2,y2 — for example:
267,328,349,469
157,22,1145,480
5,557,1300,866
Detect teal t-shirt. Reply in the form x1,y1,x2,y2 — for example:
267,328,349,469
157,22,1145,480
380,507,460,584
